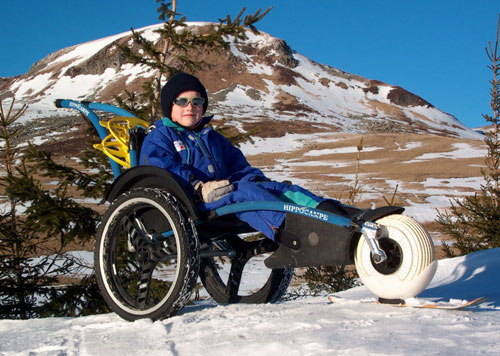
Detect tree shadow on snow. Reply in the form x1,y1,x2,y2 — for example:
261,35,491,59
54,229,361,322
178,300,220,315
419,248,500,307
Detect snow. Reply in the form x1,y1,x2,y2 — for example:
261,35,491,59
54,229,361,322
395,141,422,151
0,142,498,355
304,146,383,156
5,22,482,139
403,195,458,224
374,176,485,224
239,132,316,155
405,143,487,163
2,22,498,355
1,248,499,355
422,177,484,190
403,106,483,140
223,84,264,107
227,36,275,75
239,134,487,224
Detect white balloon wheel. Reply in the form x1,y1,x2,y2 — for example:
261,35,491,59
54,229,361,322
355,214,437,299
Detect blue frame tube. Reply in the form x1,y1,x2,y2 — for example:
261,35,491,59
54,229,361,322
215,201,353,228
129,149,138,167
156,202,353,238
56,100,108,139
87,102,136,117
55,99,137,178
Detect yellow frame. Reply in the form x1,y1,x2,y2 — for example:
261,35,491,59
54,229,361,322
93,116,149,168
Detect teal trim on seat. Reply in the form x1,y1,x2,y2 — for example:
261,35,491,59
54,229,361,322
279,191,319,208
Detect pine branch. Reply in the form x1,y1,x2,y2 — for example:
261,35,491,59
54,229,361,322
0,99,106,318
117,2,271,123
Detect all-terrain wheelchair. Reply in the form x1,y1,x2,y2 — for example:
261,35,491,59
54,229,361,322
56,99,437,321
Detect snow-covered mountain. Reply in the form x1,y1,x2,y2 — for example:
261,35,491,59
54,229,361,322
1,247,498,355
0,23,481,139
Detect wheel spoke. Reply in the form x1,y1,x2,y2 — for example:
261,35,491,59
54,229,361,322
160,235,178,255
200,235,293,304
120,216,138,252
131,214,154,240
225,259,246,301
95,187,200,321
126,218,173,308
135,261,156,308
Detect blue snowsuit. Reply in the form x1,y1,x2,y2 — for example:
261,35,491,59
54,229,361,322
139,116,327,240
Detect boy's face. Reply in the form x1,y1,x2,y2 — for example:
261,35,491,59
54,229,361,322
171,90,203,129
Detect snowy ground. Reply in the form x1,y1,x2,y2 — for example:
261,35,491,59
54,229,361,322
1,247,499,356
240,133,488,226
0,122,495,355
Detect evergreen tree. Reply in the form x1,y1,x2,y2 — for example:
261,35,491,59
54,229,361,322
117,0,270,142
437,14,500,256
303,265,360,296
0,98,107,318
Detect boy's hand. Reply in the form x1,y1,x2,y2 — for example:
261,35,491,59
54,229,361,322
195,180,234,203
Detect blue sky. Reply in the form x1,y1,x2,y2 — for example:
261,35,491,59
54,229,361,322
1,0,499,129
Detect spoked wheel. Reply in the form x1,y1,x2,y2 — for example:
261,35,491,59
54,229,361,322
199,234,294,303
355,214,437,300
95,188,200,321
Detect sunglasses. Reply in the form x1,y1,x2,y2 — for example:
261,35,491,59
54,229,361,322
173,97,205,107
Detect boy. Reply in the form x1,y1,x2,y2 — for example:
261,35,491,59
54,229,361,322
140,72,341,240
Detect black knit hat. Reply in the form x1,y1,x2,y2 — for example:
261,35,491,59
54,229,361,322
160,72,208,117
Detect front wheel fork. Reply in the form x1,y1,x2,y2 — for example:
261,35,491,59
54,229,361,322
361,221,387,264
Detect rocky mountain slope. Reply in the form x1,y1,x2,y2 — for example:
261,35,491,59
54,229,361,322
0,23,480,139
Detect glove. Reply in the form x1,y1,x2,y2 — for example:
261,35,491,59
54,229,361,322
195,180,234,203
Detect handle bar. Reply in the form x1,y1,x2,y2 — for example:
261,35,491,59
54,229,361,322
54,99,138,178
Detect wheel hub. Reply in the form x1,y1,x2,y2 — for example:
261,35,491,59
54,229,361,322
371,238,402,275
136,247,150,263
